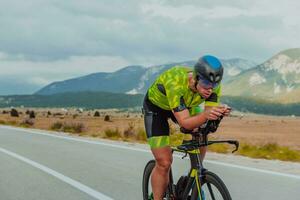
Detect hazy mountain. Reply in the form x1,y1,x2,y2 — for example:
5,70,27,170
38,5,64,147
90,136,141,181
0,79,38,95
36,59,256,95
0,92,299,116
0,91,144,109
223,48,300,103
222,58,257,83
36,66,146,95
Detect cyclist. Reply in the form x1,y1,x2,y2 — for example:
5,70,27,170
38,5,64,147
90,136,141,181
143,55,231,200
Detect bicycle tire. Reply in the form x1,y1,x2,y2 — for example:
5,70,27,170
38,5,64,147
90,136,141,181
191,171,232,200
143,160,155,200
142,160,174,200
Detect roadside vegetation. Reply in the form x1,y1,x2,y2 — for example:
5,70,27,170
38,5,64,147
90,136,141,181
0,108,299,162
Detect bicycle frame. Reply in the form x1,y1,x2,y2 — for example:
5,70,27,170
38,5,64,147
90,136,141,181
170,147,204,199
168,135,239,200
143,117,239,200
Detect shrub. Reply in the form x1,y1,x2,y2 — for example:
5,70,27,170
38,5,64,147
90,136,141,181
47,111,52,116
104,128,121,138
91,132,101,137
10,108,19,117
238,143,300,162
104,115,111,121
51,122,63,130
94,111,100,117
7,121,17,125
62,122,85,133
20,118,34,127
208,143,230,153
72,114,78,119
136,128,147,141
123,122,135,138
2,110,9,114
50,121,85,133
25,110,30,115
29,111,35,118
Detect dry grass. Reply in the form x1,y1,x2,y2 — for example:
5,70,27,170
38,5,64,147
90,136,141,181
0,108,299,162
50,121,85,133
104,128,121,138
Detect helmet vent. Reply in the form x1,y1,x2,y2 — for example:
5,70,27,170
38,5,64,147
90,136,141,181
209,74,214,82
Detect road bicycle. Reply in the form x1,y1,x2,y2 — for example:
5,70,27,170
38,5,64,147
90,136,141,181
142,117,239,200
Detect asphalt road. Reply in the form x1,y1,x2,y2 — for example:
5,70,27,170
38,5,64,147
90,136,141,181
0,126,300,200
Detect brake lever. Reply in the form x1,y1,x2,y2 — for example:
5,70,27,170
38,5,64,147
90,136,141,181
182,152,188,159
228,140,239,153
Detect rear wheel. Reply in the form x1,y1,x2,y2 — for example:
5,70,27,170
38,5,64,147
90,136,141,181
191,171,231,200
142,160,174,200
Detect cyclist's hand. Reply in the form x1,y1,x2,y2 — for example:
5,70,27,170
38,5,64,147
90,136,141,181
219,104,232,116
203,107,224,120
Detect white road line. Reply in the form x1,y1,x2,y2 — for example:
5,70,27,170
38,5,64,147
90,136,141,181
1,125,150,153
0,147,114,200
1,125,300,180
203,160,300,180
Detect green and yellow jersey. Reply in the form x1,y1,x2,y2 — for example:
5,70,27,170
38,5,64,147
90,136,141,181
148,66,221,113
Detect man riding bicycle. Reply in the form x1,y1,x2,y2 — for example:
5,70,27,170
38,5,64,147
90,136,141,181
143,55,231,200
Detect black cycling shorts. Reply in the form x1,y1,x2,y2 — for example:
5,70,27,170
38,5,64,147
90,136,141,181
143,93,177,139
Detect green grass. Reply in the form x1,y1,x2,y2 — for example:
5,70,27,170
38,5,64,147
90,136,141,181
104,128,121,138
136,128,147,141
208,143,232,154
50,121,85,133
62,123,85,133
208,142,300,162
50,122,63,130
238,143,300,162
2,117,299,162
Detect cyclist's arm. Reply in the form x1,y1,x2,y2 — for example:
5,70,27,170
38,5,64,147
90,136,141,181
173,109,207,130
173,85,224,130
173,107,223,130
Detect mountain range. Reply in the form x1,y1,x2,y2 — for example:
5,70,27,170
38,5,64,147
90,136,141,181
11,48,300,105
223,48,300,103
36,59,256,95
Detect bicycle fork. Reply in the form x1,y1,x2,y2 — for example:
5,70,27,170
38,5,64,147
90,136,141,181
191,169,205,200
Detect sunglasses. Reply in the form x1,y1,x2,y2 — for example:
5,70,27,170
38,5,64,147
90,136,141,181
197,75,219,89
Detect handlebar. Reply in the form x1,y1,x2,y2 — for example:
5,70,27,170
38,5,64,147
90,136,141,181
176,116,239,153
177,139,239,153
180,116,223,136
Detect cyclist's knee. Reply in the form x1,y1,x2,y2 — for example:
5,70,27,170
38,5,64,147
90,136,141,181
151,146,172,171
155,156,173,171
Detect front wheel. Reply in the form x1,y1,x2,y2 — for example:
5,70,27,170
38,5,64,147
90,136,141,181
191,171,232,200
142,160,174,200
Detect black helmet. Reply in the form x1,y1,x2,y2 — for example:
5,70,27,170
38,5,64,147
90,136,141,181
194,55,223,85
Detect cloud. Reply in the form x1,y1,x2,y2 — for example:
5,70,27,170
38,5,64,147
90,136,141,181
0,54,130,88
0,0,300,94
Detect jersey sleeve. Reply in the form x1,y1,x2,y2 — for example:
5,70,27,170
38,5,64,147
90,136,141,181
205,84,221,107
164,74,187,112
189,105,203,116
166,83,186,112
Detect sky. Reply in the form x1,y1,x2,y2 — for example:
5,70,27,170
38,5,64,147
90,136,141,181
0,0,300,94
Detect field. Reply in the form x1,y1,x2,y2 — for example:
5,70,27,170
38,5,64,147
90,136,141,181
1,108,300,161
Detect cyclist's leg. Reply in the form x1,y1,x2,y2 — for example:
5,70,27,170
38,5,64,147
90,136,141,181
200,146,207,162
143,95,173,200
151,146,172,200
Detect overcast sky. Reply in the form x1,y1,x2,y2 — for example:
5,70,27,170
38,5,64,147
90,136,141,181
0,0,300,94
